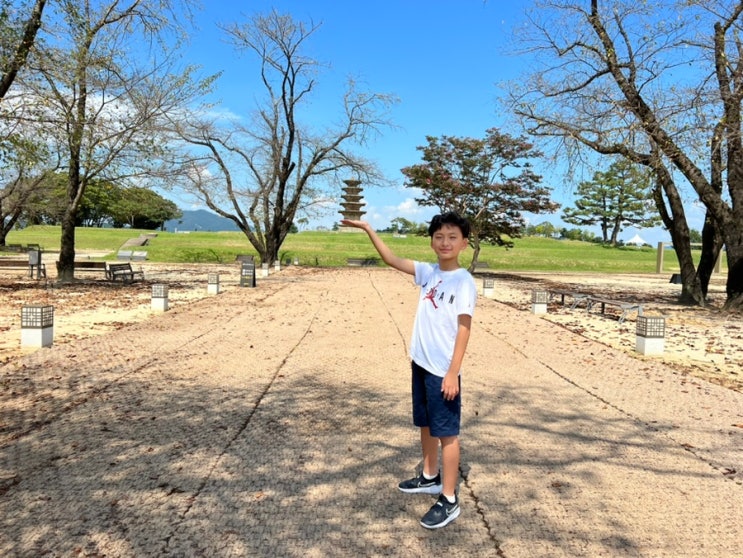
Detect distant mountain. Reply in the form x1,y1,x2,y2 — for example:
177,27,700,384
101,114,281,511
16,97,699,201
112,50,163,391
164,209,241,233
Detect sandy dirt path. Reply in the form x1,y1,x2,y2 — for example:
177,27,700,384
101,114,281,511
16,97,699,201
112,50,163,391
0,266,741,557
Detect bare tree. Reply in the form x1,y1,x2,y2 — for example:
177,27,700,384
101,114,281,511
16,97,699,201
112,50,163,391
165,10,396,265
508,0,743,310
19,0,204,282
0,0,46,100
0,0,49,223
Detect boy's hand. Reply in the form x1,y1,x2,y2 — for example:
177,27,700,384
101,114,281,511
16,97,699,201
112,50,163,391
441,372,459,400
340,219,369,230
340,219,415,275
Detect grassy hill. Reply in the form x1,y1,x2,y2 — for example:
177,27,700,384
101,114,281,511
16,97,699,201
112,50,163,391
4,225,691,274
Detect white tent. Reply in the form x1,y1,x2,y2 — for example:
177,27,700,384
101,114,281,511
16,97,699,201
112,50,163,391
626,234,646,246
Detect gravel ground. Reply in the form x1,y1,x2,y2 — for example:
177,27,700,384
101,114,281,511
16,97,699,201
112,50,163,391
4,263,738,391
0,265,741,557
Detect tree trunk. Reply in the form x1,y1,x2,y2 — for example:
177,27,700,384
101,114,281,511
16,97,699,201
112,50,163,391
56,165,82,283
600,222,609,243
468,240,481,273
672,232,705,305
0,204,21,247
649,158,706,305
56,210,77,282
265,238,278,267
697,212,724,298
722,231,743,312
609,214,621,246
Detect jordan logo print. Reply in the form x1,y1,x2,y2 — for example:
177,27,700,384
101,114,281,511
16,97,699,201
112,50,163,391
424,280,443,309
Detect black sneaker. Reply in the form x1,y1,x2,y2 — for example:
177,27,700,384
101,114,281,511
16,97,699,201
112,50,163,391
420,494,460,529
398,472,442,494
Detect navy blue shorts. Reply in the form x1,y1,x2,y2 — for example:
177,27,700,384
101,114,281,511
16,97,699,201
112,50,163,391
411,361,461,438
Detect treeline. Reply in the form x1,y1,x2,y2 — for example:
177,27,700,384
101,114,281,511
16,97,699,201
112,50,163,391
369,216,674,245
371,216,602,243
3,174,180,235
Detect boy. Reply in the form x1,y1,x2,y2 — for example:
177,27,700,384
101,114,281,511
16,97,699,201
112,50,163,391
340,212,476,529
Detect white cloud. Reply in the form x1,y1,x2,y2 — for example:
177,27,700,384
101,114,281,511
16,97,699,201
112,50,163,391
393,198,424,215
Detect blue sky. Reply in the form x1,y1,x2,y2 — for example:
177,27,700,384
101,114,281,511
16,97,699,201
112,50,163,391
177,0,685,244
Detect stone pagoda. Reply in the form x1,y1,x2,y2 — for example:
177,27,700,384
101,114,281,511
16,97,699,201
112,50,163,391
338,179,366,232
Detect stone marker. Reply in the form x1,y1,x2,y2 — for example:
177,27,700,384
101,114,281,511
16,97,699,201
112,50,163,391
240,262,256,288
151,284,169,311
207,273,220,295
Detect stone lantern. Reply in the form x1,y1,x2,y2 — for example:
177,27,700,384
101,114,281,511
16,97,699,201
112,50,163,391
636,316,666,355
531,290,549,314
21,305,54,347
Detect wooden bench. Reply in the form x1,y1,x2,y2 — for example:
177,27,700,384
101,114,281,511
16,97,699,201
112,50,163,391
585,296,643,324
0,258,46,279
549,289,590,309
0,243,41,253
347,257,380,267
0,244,24,253
106,262,144,283
116,250,147,261
73,261,108,275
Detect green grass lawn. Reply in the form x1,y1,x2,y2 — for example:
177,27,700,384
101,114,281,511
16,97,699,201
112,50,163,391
4,225,711,274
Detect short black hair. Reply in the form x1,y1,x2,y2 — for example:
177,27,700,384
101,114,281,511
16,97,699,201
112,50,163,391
428,211,470,238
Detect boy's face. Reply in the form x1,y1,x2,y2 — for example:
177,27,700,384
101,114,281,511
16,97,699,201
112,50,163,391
430,223,469,267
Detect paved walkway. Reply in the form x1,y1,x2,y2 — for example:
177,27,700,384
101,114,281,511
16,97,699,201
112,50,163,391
1,267,741,557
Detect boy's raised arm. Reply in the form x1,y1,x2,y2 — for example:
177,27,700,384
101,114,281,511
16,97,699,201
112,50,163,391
340,219,415,275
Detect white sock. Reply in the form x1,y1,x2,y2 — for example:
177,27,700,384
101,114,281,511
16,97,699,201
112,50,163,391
422,471,438,480
443,493,456,504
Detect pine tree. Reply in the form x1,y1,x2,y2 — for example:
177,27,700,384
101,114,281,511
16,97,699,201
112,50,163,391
563,159,660,245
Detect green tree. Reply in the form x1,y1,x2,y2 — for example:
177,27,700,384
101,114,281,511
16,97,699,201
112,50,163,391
20,174,123,227
401,128,559,270
77,180,120,227
561,228,598,243
563,159,660,246
389,217,417,234
20,172,67,225
108,186,181,229
530,221,559,238
560,228,583,241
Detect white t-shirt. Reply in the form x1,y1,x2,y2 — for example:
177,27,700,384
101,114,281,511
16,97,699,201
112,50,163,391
409,261,477,378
